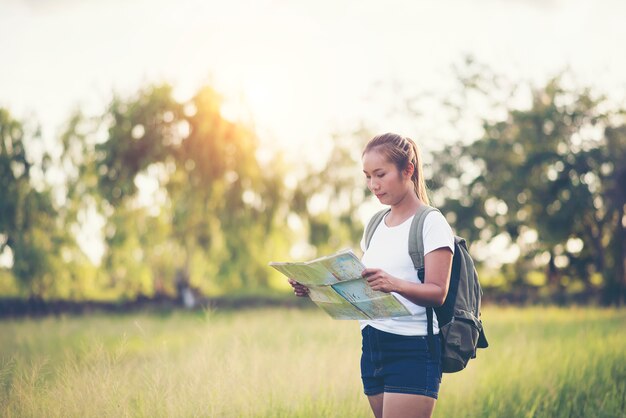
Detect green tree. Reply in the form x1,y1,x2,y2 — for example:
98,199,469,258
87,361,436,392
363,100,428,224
92,85,182,298
169,86,290,292
0,109,83,298
90,84,293,297
429,73,626,304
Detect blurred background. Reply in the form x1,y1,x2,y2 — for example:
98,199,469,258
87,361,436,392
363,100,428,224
1,0,625,311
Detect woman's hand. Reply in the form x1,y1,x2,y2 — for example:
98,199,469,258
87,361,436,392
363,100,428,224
362,268,401,293
287,278,310,297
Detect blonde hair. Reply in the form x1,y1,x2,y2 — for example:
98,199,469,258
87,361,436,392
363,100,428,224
362,132,430,205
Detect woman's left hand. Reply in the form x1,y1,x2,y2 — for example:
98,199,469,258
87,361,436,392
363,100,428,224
362,268,400,293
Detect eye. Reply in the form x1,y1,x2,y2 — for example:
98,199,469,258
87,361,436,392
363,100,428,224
377,173,385,178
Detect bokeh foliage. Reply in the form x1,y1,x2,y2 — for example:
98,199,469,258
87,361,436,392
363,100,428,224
428,64,625,304
0,63,624,304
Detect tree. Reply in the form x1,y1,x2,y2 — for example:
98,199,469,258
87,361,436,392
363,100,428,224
0,108,83,298
88,83,294,297
429,72,626,304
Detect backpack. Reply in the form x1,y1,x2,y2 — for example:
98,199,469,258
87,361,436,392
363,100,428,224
364,204,489,373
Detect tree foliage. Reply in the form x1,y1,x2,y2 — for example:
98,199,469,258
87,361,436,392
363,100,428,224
429,72,626,304
1,66,624,305
0,109,91,298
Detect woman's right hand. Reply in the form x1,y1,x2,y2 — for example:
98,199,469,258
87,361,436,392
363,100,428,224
288,278,310,297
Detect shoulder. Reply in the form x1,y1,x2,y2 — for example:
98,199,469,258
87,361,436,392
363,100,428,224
423,210,450,229
422,209,454,255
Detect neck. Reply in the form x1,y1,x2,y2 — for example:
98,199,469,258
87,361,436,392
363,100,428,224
387,190,423,225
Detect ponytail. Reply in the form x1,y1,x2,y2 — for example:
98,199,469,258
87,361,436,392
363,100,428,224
405,137,430,205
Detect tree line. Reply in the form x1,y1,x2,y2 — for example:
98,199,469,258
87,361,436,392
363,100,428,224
1,63,624,304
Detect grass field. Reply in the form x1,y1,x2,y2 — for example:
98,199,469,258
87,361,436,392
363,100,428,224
1,306,625,417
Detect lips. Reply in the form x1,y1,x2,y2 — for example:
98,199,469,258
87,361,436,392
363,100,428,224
375,193,386,199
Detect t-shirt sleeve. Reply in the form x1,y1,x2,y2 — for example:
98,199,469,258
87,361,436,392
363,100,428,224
422,211,455,255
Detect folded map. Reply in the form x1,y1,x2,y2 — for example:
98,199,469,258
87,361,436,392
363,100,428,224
270,249,411,320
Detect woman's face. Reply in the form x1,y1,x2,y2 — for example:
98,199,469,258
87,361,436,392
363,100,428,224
362,150,412,206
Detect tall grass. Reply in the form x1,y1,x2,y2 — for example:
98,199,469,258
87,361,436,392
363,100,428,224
1,306,624,417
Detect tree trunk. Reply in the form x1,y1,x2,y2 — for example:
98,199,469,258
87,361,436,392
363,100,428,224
547,249,564,304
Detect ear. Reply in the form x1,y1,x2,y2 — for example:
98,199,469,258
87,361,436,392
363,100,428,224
403,162,415,179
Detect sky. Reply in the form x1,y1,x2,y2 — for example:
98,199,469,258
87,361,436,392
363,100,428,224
1,0,625,264
2,0,626,154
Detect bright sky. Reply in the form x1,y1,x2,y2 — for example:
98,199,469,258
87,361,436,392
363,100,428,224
1,0,625,264
2,0,626,153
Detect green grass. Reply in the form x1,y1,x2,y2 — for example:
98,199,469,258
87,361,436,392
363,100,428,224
1,306,625,417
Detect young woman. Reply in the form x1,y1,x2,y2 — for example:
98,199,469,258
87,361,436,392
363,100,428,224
289,132,454,418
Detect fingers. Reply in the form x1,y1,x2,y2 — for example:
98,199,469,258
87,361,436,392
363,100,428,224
363,271,381,285
288,278,303,288
293,287,309,297
365,274,394,293
361,268,379,278
287,278,309,297
365,275,379,290
369,282,387,292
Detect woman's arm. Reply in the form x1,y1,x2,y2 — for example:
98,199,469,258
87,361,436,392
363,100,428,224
362,247,453,307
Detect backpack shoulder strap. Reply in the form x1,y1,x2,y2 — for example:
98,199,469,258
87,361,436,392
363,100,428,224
408,205,440,272
407,204,441,355
364,209,390,250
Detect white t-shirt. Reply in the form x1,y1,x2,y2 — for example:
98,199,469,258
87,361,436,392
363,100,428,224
359,210,454,336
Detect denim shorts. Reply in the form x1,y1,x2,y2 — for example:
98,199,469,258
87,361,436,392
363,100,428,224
360,325,442,399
